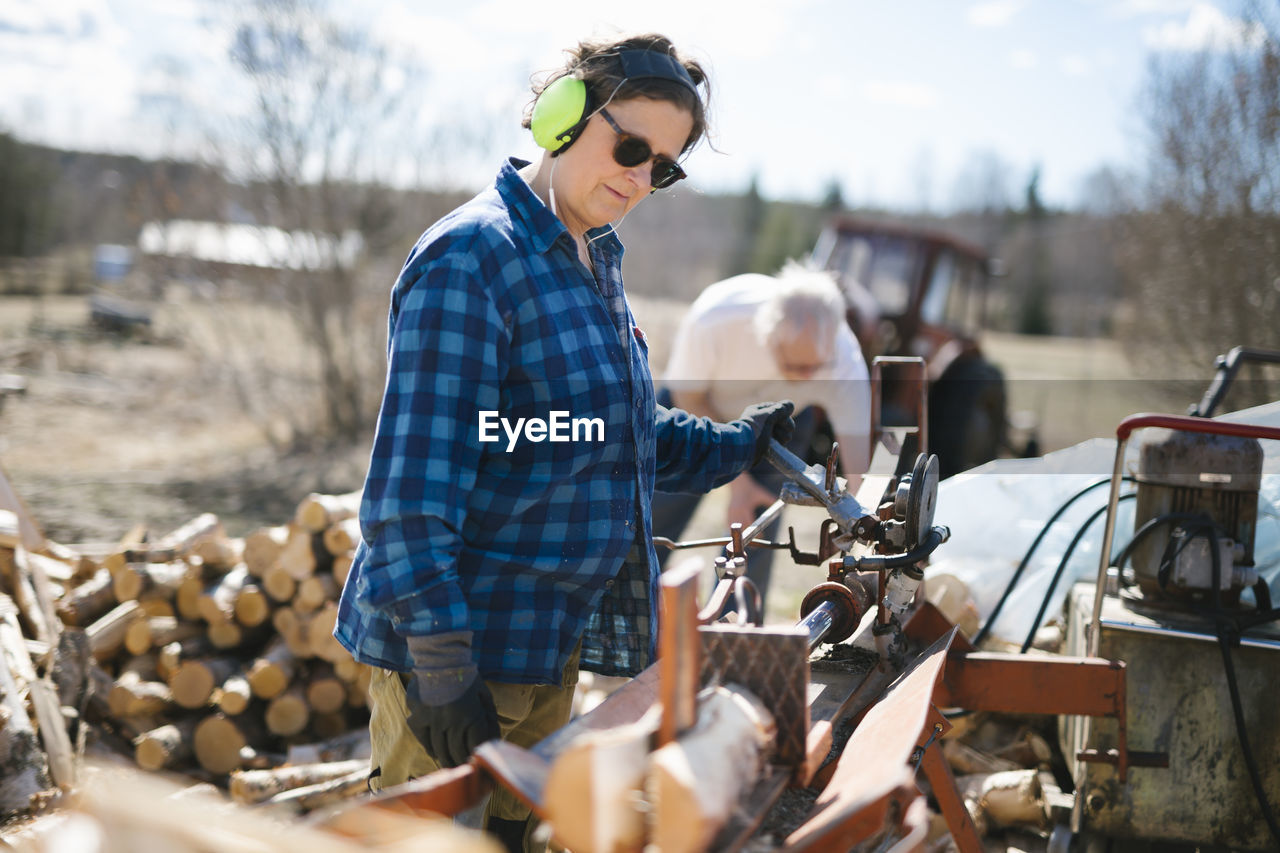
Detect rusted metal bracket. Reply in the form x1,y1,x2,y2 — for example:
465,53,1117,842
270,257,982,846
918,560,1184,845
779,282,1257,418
917,705,984,853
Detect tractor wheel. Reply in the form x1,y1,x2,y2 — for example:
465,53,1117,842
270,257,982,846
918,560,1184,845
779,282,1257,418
928,359,1007,478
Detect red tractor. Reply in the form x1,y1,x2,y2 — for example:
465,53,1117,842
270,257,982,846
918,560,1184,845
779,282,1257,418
811,216,1014,478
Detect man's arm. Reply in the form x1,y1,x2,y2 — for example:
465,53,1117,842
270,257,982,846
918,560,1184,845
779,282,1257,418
669,387,717,420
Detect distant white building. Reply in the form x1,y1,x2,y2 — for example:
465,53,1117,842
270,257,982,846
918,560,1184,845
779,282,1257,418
138,220,364,274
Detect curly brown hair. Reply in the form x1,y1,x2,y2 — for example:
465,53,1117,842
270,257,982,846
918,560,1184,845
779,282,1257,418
523,32,711,155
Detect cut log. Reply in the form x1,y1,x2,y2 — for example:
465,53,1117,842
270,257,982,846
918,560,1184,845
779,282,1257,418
107,671,174,717
205,617,244,650
331,552,352,587
286,727,371,765
233,583,270,628
294,491,361,533
174,570,207,622
197,566,251,625
28,678,75,790
263,768,368,812
214,673,252,716
271,607,311,658
113,561,186,604
85,600,143,662
958,768,1045,829
333,655,361,683
294,573,337,614
647,685,777,853
157,635,215,682
306,602,347,664
264,685,310,737
305,662,347,715
138,598,176,619
14,547,61,651
134,718,198,771
0,595,51,814
124,615,200,657
247,638,298,700
152,513,222,559
262,565,298,604
169,656,242,710
8,549,52,648
229,758,368,805
190,535,241,572
279,526,317,581
543,707,659,853
24,548,76,584
56,568,116,627
321,517,361,557
102,523,149,575
193,713,252,775
244,525,289,578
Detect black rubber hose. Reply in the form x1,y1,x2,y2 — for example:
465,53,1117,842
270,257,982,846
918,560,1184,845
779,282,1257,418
1218,629,1280,847
1018,495,1135,654
976,476,1135,646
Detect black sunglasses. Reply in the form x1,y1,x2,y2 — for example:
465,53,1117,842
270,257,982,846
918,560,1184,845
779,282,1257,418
598,107,687,190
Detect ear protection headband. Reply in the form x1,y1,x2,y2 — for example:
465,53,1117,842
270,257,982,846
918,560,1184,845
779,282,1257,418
530,49,698,153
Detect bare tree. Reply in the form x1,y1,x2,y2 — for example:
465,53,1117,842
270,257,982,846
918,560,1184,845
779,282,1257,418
1117,2,1280,384
198,0,425,445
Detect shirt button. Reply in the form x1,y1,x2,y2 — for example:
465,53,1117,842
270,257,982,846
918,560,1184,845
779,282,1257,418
604,579,615,590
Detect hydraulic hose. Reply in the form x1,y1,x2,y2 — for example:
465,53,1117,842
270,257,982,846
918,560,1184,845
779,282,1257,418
976,477,1135,646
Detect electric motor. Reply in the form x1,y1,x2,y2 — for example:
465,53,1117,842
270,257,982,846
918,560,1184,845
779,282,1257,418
1131,428,1262,604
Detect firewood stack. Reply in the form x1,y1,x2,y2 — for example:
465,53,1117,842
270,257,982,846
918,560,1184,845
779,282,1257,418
0,489,398,825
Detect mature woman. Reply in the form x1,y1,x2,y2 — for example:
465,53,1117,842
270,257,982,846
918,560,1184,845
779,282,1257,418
334,32,793,853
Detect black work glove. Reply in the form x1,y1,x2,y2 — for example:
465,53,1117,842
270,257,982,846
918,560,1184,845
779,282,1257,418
404,631,501,768
737,400,796,466
404,674,501,768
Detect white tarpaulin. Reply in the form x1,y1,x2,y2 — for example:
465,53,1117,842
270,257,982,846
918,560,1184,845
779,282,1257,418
927,401,1280,646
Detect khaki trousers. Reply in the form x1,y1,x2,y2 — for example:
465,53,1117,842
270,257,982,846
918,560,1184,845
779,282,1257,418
366,647,580,851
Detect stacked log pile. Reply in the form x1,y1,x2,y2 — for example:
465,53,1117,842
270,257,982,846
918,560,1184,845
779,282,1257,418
0,489,404,827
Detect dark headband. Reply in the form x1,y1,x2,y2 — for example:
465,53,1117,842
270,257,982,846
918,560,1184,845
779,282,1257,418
616,49,698,97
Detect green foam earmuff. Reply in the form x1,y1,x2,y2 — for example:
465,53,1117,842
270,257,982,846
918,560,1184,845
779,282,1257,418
530,76,588,152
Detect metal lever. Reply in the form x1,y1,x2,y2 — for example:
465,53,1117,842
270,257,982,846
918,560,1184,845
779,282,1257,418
764,439,868,537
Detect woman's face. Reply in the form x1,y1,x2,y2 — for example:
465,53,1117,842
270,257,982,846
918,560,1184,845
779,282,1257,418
552,96,694,236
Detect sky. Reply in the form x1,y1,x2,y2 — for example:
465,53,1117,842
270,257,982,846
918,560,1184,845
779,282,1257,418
0,0,1264,210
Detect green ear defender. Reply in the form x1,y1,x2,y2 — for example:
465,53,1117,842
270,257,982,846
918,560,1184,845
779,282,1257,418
530,76,589,152
529,50,698,154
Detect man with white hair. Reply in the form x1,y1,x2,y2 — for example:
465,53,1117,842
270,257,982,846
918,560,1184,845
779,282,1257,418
654,261,871,604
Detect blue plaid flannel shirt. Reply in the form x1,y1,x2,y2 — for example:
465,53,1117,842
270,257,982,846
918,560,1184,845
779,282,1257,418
335,158,757,684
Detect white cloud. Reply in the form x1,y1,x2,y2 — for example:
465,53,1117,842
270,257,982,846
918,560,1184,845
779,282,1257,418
862,81,939,109
1010,48,1037,70
1059,54,1092,75
1143,3,1267,51
967,0,1024,28
1107,0,1199,18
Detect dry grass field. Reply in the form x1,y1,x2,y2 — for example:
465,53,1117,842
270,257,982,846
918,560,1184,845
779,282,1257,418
0,292,1224,624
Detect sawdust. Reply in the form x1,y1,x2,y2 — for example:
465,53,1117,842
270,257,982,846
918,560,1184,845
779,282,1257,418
748,716,859,848
809,641,880,675
746,642,879,848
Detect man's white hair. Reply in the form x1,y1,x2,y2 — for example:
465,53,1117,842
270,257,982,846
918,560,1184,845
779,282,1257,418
754,260,846,357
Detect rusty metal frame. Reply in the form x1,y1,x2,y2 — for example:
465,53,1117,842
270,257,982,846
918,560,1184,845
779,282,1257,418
871,356,929,456
917,706,983,853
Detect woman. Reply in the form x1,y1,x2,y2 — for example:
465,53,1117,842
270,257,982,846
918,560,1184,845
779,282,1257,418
334,32,793,853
